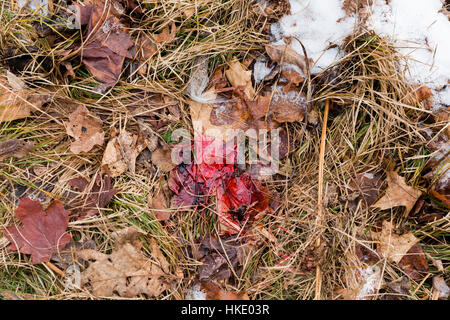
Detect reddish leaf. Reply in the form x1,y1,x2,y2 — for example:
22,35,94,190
74,1,133,86
2,198,71,264
169,137,271,233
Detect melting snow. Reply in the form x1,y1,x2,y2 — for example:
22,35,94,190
271,0,450,109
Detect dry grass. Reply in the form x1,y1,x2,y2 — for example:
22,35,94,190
0,2,448,300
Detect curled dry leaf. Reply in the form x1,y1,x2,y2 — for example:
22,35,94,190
67,173,117,218
265,44,310,75
224,59,255,100
0,139,34,160
432,276,450,299
65,105,105,154
148,179,170,221
101,130,145,177
371,171,422,216
371,220,419,264
77,227,173,298
2,198,71,264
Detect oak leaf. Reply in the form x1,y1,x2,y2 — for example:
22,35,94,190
371,220,419,264
77,227,172,298
371,171,421,216
2,198,71,264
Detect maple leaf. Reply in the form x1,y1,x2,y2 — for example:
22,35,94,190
2,198,71,264
372,171,422,216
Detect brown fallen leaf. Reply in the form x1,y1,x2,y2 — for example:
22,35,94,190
200,281,249,300
371,220,419,264
415,85,433,110
137,119,158,152
51,239,97,271
153,22,177,44
0,139,34,160
65,105,105,154
344,172,384,211
372,171,422,216
148,179,170,221
270,86,307,122
281,68,304,90
386,277,410,298
151,145,176,172
398,244,428,280
265,44,310,75
224,59,255,100
6,70,25,90
0,79,50,123
2,198,71,264
67,173,117,218
196,233,250,282
74,0,133,86
77,227,172,298
101,130,145,177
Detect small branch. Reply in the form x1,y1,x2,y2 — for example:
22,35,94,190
314,100,330,300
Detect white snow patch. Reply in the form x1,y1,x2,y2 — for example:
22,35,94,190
253,57,274,84
273,0,450,110
271,0,355,73
369,0,450,92
184,284,207,300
